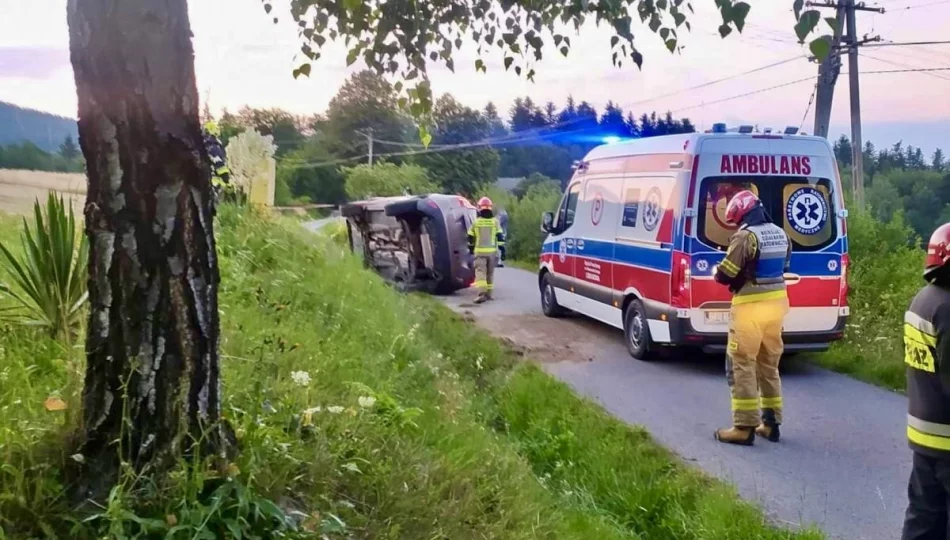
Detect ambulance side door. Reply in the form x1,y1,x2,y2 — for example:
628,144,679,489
549,182,582,306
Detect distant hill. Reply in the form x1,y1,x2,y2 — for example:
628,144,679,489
0,101,78,153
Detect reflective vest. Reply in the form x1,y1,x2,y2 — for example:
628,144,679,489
906,283,950,458
733,223,790,304
469,217,502,255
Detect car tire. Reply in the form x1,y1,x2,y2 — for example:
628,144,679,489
540,274,566,318
624,299,654,361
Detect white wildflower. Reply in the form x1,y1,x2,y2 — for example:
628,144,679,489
290,370,312,386
476,356,484,371
358,396,377,409
327,406,345,414
304,406,322,415
70,453,85,464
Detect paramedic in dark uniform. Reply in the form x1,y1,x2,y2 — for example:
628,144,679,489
901,223,950,540
496,208,509,267
712,190,792,446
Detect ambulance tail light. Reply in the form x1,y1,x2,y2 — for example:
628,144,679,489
838,253,850,308
671,251,691,308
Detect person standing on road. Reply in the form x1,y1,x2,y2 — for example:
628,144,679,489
467,197,505,304
712,190,792,446
496,208,509,267
901,223,950,540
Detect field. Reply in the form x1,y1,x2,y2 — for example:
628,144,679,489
0,205,819,539
0,168,85,216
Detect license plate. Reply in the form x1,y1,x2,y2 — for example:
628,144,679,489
704,310,731,325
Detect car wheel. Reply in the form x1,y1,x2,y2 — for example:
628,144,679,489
541,274,566,318
624,299,654,360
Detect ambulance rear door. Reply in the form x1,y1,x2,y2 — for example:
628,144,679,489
688,136,847,335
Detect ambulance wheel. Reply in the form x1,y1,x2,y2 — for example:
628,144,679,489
624,300,653,360
541,274,566,318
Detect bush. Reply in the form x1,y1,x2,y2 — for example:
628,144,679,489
480,175,561,263
816,208,923,390
343,162,438,200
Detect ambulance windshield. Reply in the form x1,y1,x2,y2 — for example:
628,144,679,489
697,176,837,252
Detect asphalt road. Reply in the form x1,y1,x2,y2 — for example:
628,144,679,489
441,266,911,540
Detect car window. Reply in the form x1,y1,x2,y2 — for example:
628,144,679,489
558,183,581,230
697,176,836,252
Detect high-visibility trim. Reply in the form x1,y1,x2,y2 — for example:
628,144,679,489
908,414,950,437
904,322,937,372
904,322,937,348
760,396,783,408
908,425,950,451
732,289,787,305
906,311,937,335
719,259,740,277
474,280,488,288
215,166,230,175
474,247,497,254
731,398,760,411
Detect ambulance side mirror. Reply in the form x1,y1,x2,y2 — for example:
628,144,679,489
541,212,555,233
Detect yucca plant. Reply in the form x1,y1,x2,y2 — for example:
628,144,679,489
0,193,89,340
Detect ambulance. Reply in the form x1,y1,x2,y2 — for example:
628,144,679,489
538,124,850,360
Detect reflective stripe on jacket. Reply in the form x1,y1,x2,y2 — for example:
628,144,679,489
468,217,503,255
906,283,950,458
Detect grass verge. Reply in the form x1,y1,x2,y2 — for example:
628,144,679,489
0,205,819,538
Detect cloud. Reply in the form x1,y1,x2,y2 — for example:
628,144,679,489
0,46,70,79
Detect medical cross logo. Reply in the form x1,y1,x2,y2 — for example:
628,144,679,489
643,187,662,232
786,187,828,236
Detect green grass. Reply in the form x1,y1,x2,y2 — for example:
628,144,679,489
0,205,820,538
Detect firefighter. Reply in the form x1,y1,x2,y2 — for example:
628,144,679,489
712,190,792,446
901,223,950,540
496,208,509,267
467,197,505,304
202,120,231,201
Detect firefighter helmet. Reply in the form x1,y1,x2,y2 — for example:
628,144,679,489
477,197,493,210
725,190,760,225
924,223,950,281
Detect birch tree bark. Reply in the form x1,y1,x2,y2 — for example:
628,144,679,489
67,0,229,489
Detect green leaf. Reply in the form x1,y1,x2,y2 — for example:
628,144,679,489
611,36,620,47
504,56,513,70
346,50,358,66
718,24,732,38
794,10,821,42
419,126,432,149
809,35,833,60
515,65,522,76
264,3,272,14
660,28,670,40
665,38,678,52
793,0,805,19
475,59,485,72
560,46,569,56
632,50,644,67
649,15,661,32
825,16,839,31
292,63,311,79
732,2,751,32
343,0,361,12
527,68,536,81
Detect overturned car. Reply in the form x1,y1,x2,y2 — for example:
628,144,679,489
341,194,477,294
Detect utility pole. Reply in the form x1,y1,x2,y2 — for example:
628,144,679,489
356,129,374,166
807,0,883,210
812,3,846,139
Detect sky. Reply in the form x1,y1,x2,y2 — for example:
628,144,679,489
1,0,949,154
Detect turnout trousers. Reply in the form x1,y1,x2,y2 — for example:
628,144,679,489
725,296,790,427
903,452,950,540
474,254,497,296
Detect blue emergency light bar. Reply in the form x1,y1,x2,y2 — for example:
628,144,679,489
711,123,727,133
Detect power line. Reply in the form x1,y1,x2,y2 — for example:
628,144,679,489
618,55,806,111
670,77,818,114
889,0,950,9
862,52,950,80
800,84,818,131
865,40,950,47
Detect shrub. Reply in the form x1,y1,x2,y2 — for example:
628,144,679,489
343,162,438,200
0,193,88,340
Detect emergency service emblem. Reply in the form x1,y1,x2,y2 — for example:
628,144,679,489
696,259,709,272
591,192,604,226
643,187,662,232
558,239,567,263
786,187,828,236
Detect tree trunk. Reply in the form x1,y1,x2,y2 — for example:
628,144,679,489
67,0,229,493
